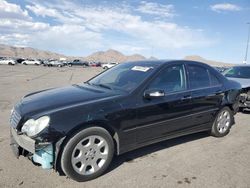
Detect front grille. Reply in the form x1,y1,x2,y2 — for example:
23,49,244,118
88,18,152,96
10,109,21,128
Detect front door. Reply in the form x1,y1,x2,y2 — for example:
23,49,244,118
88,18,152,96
135,64,194,144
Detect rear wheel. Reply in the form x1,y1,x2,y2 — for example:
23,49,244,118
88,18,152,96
211,107,233,137
60,127,114,182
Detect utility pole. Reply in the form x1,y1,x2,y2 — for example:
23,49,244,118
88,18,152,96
243,22,250,64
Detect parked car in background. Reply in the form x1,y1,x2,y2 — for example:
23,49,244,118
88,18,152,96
10,60,241,182
22,59,41,65
101,62,118,69
0,58,16,65
223,65,250,111
89,62,101,67
68,59,89,67
214,66,228,73
46,60,64,67
16,58,25,64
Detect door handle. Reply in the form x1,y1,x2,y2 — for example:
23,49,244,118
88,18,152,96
181,95,192,101
215,90,222,95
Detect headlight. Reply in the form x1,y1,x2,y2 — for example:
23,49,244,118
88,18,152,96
21,116,50,137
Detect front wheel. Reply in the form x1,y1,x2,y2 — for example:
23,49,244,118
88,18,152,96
211,107,233,137
60,127,114,182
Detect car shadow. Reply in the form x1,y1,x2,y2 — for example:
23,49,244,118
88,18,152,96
107,131,209,173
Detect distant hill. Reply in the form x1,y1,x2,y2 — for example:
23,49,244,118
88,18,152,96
0,44,66,59
184,55,233,67
0,44,233,66
84,49,146,63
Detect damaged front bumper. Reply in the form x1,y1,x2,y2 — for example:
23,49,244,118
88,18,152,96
10,128,54,169
239,92,250,108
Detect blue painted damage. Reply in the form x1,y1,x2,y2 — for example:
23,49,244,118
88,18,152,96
33,144,53,169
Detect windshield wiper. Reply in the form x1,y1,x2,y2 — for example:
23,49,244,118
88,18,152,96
98,84,112,90
92,83,112,90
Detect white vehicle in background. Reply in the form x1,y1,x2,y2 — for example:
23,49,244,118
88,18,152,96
22,59,41,65
0,58,16,65
101,62,118,69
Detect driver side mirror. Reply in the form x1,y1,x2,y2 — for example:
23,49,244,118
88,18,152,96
144,89,165,99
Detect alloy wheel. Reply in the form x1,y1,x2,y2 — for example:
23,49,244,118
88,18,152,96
71,135,109,175
216,110,231,134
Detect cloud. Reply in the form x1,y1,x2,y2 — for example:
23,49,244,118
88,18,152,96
0,33,30,46
29,24,103,54
0,19,49,32
210,3,241,12
136,1,175,18
26,4,60,18
0,0,215,57
0,0,31,20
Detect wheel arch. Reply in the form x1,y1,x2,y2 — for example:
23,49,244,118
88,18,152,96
54,121,120,173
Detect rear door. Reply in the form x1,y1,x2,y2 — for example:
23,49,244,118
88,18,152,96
186,64,224,126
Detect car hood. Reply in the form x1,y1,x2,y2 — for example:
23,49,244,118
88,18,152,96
227,77,250,88
18,84,122,115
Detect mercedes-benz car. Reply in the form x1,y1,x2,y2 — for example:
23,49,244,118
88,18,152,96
223,65,250,111
10,60,241,182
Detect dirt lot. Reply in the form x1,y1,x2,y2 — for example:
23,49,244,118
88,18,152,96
0,65,250,188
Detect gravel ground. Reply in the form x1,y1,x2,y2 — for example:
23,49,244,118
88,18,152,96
0,65,250,188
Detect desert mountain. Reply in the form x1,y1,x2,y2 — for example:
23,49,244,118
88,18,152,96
84,49,146,63
184,55,233,67
0,44,233,66
0,44,66,59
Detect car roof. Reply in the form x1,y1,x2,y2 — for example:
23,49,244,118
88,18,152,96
125,59,210,68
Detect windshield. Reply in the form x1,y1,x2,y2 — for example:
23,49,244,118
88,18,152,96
88,62,156,92
224,66,250,79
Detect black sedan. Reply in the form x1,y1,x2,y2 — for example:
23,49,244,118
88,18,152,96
10,60,241,182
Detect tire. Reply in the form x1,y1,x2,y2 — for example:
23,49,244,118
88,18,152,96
60,127,114,182
8,62,12,65
211,107,233,137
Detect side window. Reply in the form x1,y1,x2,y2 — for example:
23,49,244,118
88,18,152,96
148,65,186,93
209,71,221,86
187,65,210,89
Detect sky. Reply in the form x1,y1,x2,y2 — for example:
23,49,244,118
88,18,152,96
0,0,249,63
